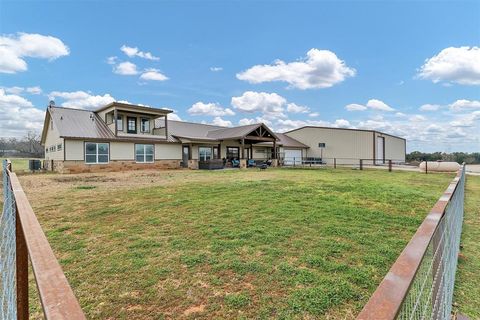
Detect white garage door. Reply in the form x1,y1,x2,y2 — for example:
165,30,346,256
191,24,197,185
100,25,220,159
284,149,302,165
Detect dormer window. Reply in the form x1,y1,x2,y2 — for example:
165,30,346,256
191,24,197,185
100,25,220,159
141,118,150,133
117,115,123,131
127,117,137,134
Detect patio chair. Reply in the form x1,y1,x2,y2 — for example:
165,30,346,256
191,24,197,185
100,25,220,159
232,159,240,167
247,159,256,167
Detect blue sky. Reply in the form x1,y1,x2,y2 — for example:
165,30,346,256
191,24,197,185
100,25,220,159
1,1,479,152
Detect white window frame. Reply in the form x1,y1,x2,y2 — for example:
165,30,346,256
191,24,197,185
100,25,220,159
135,144,154,163
85,142,109,164
117,115,123,131
141,118,150,133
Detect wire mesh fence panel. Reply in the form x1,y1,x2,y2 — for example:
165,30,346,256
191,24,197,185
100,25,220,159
0,160,17,320
396,167,465,320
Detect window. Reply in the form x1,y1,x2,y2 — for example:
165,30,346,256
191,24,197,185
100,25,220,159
226,147,239,161
127,117,137,134
213,146,219,159
85,142,109,164
199,147,212,161
45,148,48,153
135,144,154,163
117,115,123,131
141,118,150,132
57,143,62,151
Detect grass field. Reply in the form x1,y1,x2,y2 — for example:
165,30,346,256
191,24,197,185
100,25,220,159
8,168,478,319
0,157,41,172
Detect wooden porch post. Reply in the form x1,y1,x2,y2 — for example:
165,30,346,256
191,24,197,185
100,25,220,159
241,138,245,159
273,140,277,159
113,108,118,136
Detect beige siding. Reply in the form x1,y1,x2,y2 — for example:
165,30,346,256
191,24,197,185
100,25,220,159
65,140,84,161
155,144,181,160
377,133,406,162
44,122,64,161
285,127,374,164
110,142,134,160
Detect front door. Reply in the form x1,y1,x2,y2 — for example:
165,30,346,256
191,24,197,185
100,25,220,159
182,146,190,168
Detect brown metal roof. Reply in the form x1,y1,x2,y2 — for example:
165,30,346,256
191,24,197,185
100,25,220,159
50,107,116,140
95,102,172,115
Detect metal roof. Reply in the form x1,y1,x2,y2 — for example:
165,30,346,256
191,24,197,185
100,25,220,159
50,107,115,140
44,107,307,148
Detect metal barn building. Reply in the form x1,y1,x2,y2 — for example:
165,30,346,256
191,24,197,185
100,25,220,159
284,126,406,165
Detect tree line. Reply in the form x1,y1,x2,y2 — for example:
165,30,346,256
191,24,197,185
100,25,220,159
407,151,480,164
0,131,44,158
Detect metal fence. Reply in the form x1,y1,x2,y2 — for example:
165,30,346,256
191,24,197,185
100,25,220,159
0,160,85,320
357,164,466,320
280,157,409,172
1,160,17,319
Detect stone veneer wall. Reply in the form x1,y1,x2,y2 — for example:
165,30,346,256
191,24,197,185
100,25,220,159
53,160,181,173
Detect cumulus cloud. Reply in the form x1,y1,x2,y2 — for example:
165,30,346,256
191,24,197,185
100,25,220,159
49,90,115,110
106,56,118,65
210,67,223,72
2,86,42,95
418,46,480,85
231,91,287,118
236,49,355,89
120,45,159,60
409,115,427,122
345,103,367,111
139,68,169,81
0,89,45,137
168,113,182,121
449,99,480,111
420,104,441,111
286,103,309,113
211,117,232,127
345,99,394,112
113,61,139,75
0,32,69,73
188,102,235,116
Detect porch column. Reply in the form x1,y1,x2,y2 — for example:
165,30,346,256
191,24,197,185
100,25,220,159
273,140,277,159
240,138,245,159
113,108,118,135
218,143,221,159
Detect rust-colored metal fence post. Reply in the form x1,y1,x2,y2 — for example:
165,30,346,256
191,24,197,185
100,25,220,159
334,158,336,169
16,211,28,320
388,160,392,172
360,159,363,170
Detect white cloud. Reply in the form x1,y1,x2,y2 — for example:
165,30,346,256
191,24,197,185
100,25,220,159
286,103,309,113
345,103,367,111
113,61,139,75
420,104,441,111
188,102,235,116
238,117,273,127
139,68,169,81
210,67,223,72
345,99,394,112
231,91,287,118
168,113,182,121
333,119,351,128
366,99,395,111
236,48,355,89
0,89,45,137
2,86,42,95
409,115,427,122
449,99,480,111
0,32,69,74
49,90,115,110
120,45,159,60
395,112,407,118
418,46,480,85
106,56,118,65
211,117,232,127
309,112,320,117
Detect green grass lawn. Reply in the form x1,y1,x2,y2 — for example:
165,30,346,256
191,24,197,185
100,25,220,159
13,168,478,319
0,157,40,172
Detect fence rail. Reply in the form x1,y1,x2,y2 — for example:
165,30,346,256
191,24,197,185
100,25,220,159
279,157,408,172
0,160,85,320
357,164,466,320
